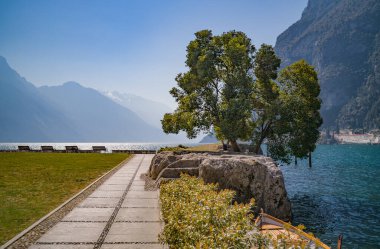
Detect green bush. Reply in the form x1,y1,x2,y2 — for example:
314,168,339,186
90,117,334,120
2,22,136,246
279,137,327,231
158,144,188,153
159,174,256,249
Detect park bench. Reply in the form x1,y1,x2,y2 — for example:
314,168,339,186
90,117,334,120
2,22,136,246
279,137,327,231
18,146,31,152
92,146,107,153
41,146,54,152
65,146,79,153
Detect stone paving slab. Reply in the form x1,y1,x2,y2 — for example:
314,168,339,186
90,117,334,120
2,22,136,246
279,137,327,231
78,197,120,208
100,244,165,249
129,185,145,191
97,184,128,191
121,198,160,208
115,208,160,222
104,222,162,243
62,208,114,222
126,191,158,199
37,222,105,243
30,245,94,249
103,178,132,185
29,155,165,249
130,181,145,186
89,190,124,198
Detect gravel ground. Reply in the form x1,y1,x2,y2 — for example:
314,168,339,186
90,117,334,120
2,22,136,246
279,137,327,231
5,156,132,249
141,173,158,191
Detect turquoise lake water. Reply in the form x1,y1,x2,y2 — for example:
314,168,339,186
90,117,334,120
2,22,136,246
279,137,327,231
1,143,379,247
280,144,380,249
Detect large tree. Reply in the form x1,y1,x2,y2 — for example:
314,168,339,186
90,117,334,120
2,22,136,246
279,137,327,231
270,60,323,165
163,30,322,157
162,30,255,151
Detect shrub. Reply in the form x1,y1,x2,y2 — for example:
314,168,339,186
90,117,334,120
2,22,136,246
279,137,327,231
158,145,188,153
159,174,256,249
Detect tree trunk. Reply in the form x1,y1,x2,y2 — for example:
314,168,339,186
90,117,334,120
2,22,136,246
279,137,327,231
230,140,240,152
254,138,265,154
308,152,312,167
295,157,298,165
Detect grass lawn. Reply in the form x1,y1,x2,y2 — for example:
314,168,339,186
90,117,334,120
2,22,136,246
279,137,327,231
0,152,130,245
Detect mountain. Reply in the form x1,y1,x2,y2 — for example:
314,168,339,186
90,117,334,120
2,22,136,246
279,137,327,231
104,91,172,129
199,134,218,144
39,82,167,142
0,56,79,142
0,56,180,142
275,0,380,129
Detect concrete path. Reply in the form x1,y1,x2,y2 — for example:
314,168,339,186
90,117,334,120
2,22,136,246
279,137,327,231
29,154,165,249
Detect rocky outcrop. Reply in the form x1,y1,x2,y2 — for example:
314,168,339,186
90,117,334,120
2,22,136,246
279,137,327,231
149,152,292,221
275,0,380,129
199,156,291,221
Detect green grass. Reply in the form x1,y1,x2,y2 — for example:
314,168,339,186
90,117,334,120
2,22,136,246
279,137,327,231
0,152,130,245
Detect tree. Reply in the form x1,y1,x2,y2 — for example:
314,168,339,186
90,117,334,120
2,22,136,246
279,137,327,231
162,30,255,151
266,60,323,165
251,44,281,154
162,30,323,157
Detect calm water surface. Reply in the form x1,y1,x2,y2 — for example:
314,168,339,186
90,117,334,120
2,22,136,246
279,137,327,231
280,144,380,249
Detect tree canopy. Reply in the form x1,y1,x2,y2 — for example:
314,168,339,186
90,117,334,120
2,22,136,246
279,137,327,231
162,30,322,162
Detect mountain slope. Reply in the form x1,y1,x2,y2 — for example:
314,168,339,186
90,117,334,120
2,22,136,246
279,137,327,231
0,56,79,142
39,82,167,142
104,91,172,129
275,0,380,129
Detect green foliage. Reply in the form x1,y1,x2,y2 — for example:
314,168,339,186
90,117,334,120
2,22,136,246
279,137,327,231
162,30,255,150
158,144,188,153
268,60,323,162
163,29,323,157
159,174,322,248
159,174,256,248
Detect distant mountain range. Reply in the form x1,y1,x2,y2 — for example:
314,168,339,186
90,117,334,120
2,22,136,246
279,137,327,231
0,56,186,142
275,0,380,130
103,91,171,129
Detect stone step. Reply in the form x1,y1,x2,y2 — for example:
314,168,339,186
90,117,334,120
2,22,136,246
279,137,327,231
156,167,199,180
166,159,202,169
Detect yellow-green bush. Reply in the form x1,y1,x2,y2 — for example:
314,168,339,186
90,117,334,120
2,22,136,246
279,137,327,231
159,174,256,249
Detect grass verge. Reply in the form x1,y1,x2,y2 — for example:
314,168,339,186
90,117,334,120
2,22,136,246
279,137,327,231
0,152,130,245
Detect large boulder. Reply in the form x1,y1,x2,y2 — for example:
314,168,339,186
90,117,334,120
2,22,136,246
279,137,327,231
149,151,292,220
199,156,291,221
148,152,208,180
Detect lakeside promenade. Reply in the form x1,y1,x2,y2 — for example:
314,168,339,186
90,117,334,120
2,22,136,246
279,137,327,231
28,154,165,249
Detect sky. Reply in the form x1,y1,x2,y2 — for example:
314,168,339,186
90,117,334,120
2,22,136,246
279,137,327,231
0,0,307,107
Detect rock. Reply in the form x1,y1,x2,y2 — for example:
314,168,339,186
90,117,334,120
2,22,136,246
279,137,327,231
275,0,380,128
199,156,291,221
148,151,178,179
149,152,292,220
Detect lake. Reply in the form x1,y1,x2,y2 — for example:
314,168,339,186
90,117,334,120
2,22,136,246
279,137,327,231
280,144,380,249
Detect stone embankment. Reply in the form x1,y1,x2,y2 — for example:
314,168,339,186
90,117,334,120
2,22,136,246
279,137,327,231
149,151,292,221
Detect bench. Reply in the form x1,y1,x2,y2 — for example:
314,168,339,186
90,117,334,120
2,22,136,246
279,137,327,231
65,146,79,153
41,146,54,152
92,146,107,153
18,146,31,152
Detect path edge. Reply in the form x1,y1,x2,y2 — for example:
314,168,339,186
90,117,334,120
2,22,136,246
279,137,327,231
0,154,134,249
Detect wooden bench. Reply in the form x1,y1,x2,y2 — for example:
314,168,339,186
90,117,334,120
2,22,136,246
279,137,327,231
92,146,107,153
65,146,79,153
41,146,54,152
18,146,31,152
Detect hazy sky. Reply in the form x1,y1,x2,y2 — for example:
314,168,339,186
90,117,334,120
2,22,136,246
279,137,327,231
0,0,307,107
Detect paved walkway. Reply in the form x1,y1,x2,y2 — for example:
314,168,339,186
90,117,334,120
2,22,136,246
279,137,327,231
29,154,165,249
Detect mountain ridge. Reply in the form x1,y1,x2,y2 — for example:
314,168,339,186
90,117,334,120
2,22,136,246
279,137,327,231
0,56,182,142
275,0,380,129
